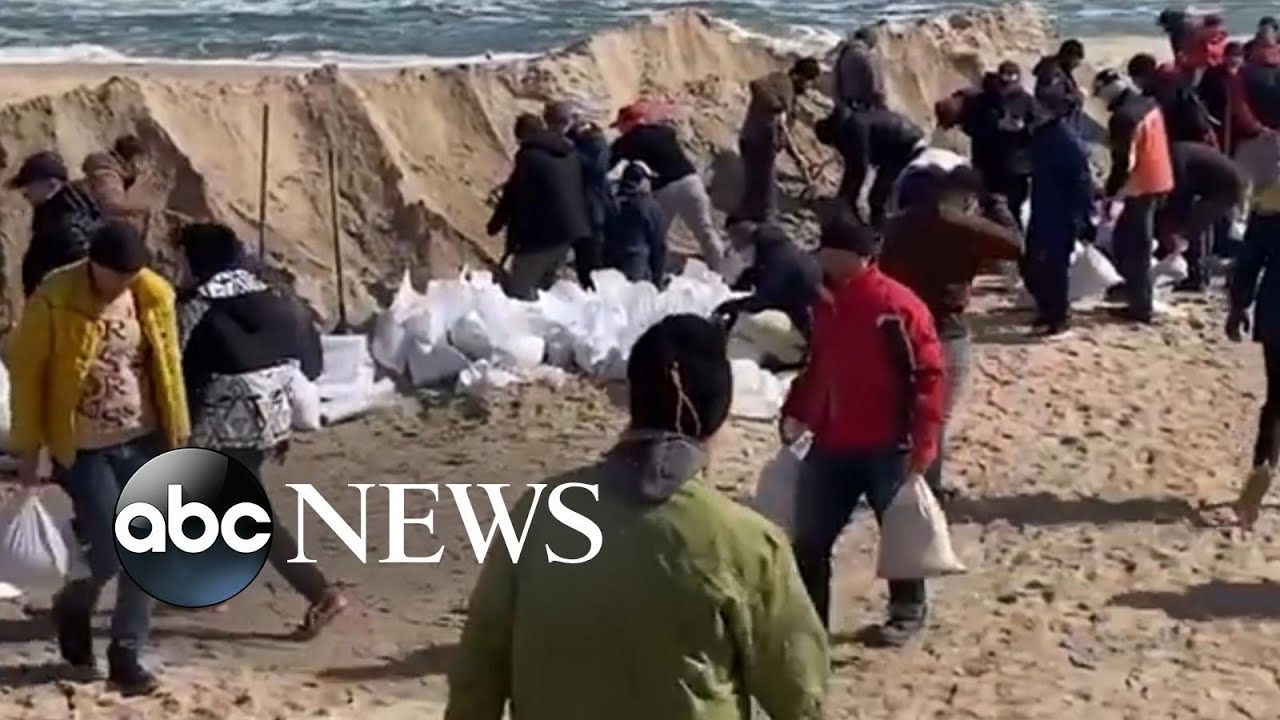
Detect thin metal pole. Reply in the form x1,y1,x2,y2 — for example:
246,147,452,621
328,137,349,333
257,104,270,263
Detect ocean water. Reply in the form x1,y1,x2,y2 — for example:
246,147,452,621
0,1,1266,66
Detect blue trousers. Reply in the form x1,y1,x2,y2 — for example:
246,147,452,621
56,434,163,651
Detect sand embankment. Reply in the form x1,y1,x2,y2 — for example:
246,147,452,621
0,3,1059,326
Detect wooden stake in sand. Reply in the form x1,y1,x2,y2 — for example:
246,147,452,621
257,104,270,263
328,136,350,334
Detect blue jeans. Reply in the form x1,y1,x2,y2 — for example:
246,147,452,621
57,434,163,651
925,335,972,495
791,446,927,629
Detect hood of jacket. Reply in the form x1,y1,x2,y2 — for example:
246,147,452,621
521,129,576,158
178,268,272,346
600,430,709,505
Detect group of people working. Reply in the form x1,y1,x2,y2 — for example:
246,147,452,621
445,9,1280,719
3,142,349,696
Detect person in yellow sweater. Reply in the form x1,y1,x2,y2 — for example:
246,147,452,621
8,220,188,697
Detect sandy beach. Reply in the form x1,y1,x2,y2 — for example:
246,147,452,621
0,3,1272,718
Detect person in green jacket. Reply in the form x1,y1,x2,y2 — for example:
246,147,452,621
444,314,829,720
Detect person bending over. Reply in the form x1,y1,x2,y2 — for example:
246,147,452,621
714,219,822,343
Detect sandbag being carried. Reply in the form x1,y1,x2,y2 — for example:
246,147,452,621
0,491,70,590
1069,243,1124,303
731,310,805,366
751,433,812,538
876,475,967,580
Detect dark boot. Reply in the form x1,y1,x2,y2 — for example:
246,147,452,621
106,644,158,697
51,586,95,673
872,611,927,648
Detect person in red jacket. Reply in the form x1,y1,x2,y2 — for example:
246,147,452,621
781,212,945,647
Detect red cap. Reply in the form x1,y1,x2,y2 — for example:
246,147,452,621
610,102,648,131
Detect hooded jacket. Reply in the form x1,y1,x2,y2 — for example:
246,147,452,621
488,130,592,254
722,224,821,339
604,172,666,284
22,180,100,297
444,431,830,720
177,268,319,450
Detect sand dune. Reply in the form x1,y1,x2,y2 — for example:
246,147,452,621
0,3,1057,327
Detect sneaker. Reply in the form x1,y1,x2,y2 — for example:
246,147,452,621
871,615,925,648
106,644,158,697
51,587,95,671
1236,464,1275,530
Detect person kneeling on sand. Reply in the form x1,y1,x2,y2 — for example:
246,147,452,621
445,314,829,720
174,222,349,638
603,161,666,285
9,220,189,696
609,101,727,270
781,213,945,647
879,167,1020,503
713,219,821,343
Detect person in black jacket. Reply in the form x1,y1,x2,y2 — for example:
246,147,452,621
1034,40,1087,132
713,220,821,342
604,161,667,285
549,101,611,289
609,103,727,271
7,151,101,297
1163,141,1247,291
488,118,592,300
175,222,348,640
961,63,1038,227
818,104,925,227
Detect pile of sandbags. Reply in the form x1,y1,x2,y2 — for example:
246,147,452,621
367,262,796,419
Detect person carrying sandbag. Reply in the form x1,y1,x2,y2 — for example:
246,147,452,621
780,213,949,648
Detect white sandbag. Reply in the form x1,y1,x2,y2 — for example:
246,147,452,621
0,491,70,590
730,358,792,420
451,312,495,360
1151,253,1189,286
317,334,375,399
456,360,523,398
876,475,967,580
320,378,397,426
0,582,21,601
407,340,471,386
495,335,546,370
1069,243,1124,303
751,433,812,538
369,270,427,374
0,360,10,451
731,310,805,366
289,366,322,432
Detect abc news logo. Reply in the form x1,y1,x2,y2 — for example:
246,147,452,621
114,448,274,608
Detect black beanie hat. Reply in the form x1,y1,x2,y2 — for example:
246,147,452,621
89,220,150,274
